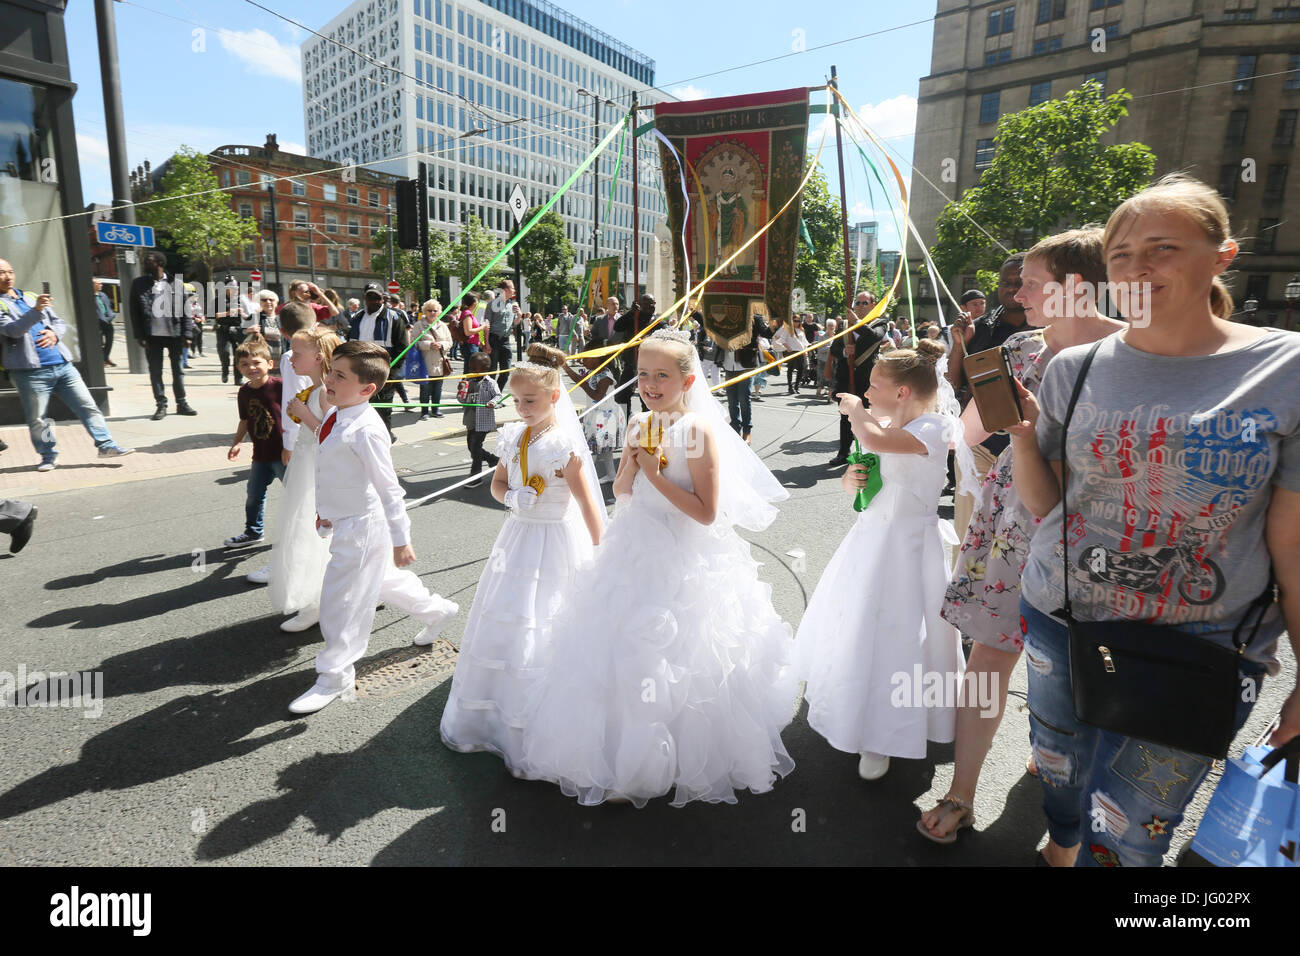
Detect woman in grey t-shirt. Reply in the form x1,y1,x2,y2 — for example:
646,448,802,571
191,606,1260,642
1009,174,1300,868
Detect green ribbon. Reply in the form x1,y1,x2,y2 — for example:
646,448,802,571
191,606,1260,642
847,447,883,512
390,114,629,370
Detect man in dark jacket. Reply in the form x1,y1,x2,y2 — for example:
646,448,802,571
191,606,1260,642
719,312,774,443
613,293,656,417
349,283,411,440
129,251,196,420
828,292,887,466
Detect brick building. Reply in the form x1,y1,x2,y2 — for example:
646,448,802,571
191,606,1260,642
128,134,402,301
907,0,1300,327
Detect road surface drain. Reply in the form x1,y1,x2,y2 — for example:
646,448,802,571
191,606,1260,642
355,639,457,698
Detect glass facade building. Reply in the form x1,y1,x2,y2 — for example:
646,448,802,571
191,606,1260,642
303,0,668,290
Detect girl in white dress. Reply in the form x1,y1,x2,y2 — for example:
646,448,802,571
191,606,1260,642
520,330,797,808
440,344,606,768
793,339,965,780
270,326,343,632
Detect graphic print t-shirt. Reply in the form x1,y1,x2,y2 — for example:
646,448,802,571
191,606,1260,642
1019,330,1300,668
238,377,284,463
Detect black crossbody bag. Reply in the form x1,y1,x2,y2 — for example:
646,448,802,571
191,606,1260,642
1054,340,1274,760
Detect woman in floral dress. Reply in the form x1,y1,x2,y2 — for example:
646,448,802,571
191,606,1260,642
919,228,1126,843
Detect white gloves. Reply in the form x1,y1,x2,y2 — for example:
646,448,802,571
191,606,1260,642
504,487,540,513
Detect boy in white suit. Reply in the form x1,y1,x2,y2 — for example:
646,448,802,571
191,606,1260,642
289,341,458,714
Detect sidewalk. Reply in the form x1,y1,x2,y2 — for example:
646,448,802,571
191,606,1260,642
0,351,520,500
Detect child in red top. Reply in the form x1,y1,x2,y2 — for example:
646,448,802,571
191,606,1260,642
225,333,285,547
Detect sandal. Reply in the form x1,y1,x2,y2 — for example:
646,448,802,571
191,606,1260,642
916,795,975,845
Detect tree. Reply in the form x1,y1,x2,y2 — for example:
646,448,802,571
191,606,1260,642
371,225,456,299
516,208,574,312
136,146,259,280
794,165,847,315
930,81,1156,284
453,213,507,289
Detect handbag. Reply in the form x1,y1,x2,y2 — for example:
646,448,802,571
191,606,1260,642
1190,738,1300,867
1055,340,1274,759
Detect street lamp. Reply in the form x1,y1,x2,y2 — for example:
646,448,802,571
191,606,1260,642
1286,275,1300,332
576,88,618,264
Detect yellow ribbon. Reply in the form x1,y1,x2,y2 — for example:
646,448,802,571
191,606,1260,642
287,385,314,424
640,413,668,470
519,425,547,497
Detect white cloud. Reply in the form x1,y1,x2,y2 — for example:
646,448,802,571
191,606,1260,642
217,28,302,84
856,94,918,141
670,84,711,102
279,141,307,156
77,133,110,168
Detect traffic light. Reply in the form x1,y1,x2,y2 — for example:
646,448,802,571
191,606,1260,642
395,178,420,249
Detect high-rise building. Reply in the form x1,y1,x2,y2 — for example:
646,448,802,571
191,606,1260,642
908,0,1300,326
302,0,670,302
849,220,879,270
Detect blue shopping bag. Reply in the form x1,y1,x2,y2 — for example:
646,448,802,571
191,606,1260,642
1190,738,1300,867
404,348,428,382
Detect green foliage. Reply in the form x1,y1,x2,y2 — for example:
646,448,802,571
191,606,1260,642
137,146,260,277
516,208,575,312
371,225,458,300
930,82,1156,284
794,165,847,315
457,213,508,288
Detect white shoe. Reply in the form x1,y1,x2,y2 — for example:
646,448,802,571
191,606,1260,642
288,681,348,714
246,564,272,585
280,608,319,632
413,597,459,645
858,752,891,780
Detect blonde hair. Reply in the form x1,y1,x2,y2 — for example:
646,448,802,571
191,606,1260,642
292,325,341,369
1025,226,1107,286
1103,174,1235,320
874,338,946,399
639,331,695,377
421,298,441,314
508,342,566,391
256,290,279,306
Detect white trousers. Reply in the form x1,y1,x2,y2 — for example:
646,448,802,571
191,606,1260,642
316,510,446,689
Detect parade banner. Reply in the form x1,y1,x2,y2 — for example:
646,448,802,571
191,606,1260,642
654,88,809,349
583,256,619,314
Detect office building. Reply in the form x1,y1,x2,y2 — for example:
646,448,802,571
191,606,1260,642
908,0,1300,325
302,0,670,301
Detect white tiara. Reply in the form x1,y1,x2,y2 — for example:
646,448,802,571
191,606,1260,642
511,360,560,373
647,329,692,344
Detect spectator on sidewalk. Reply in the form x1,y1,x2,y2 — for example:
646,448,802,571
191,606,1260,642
93,279,116,367
252,290,284,359
413,299,452,420
719,311,773,444
130,251,196,420
283,280,340,327
483,279,521,388
214,276,246,384
0,259,134,471
349,283,410,441
0,499,37,554
224,333,284,547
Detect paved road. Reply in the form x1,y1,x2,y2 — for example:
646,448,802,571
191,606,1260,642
0,385,1290,865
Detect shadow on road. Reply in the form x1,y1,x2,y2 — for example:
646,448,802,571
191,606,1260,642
0,672,310,823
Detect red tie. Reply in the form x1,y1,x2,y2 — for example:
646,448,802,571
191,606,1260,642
318,409,338,443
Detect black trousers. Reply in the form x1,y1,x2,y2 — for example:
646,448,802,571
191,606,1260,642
488,331,512,388
216,323,241,379
145,337,188,406
100,321,114,361
467,430,499,471
786,356,805,392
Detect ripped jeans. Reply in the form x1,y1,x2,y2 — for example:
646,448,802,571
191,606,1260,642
1019,597,1264,867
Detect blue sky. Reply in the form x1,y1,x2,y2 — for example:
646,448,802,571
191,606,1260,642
66,0,933,252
